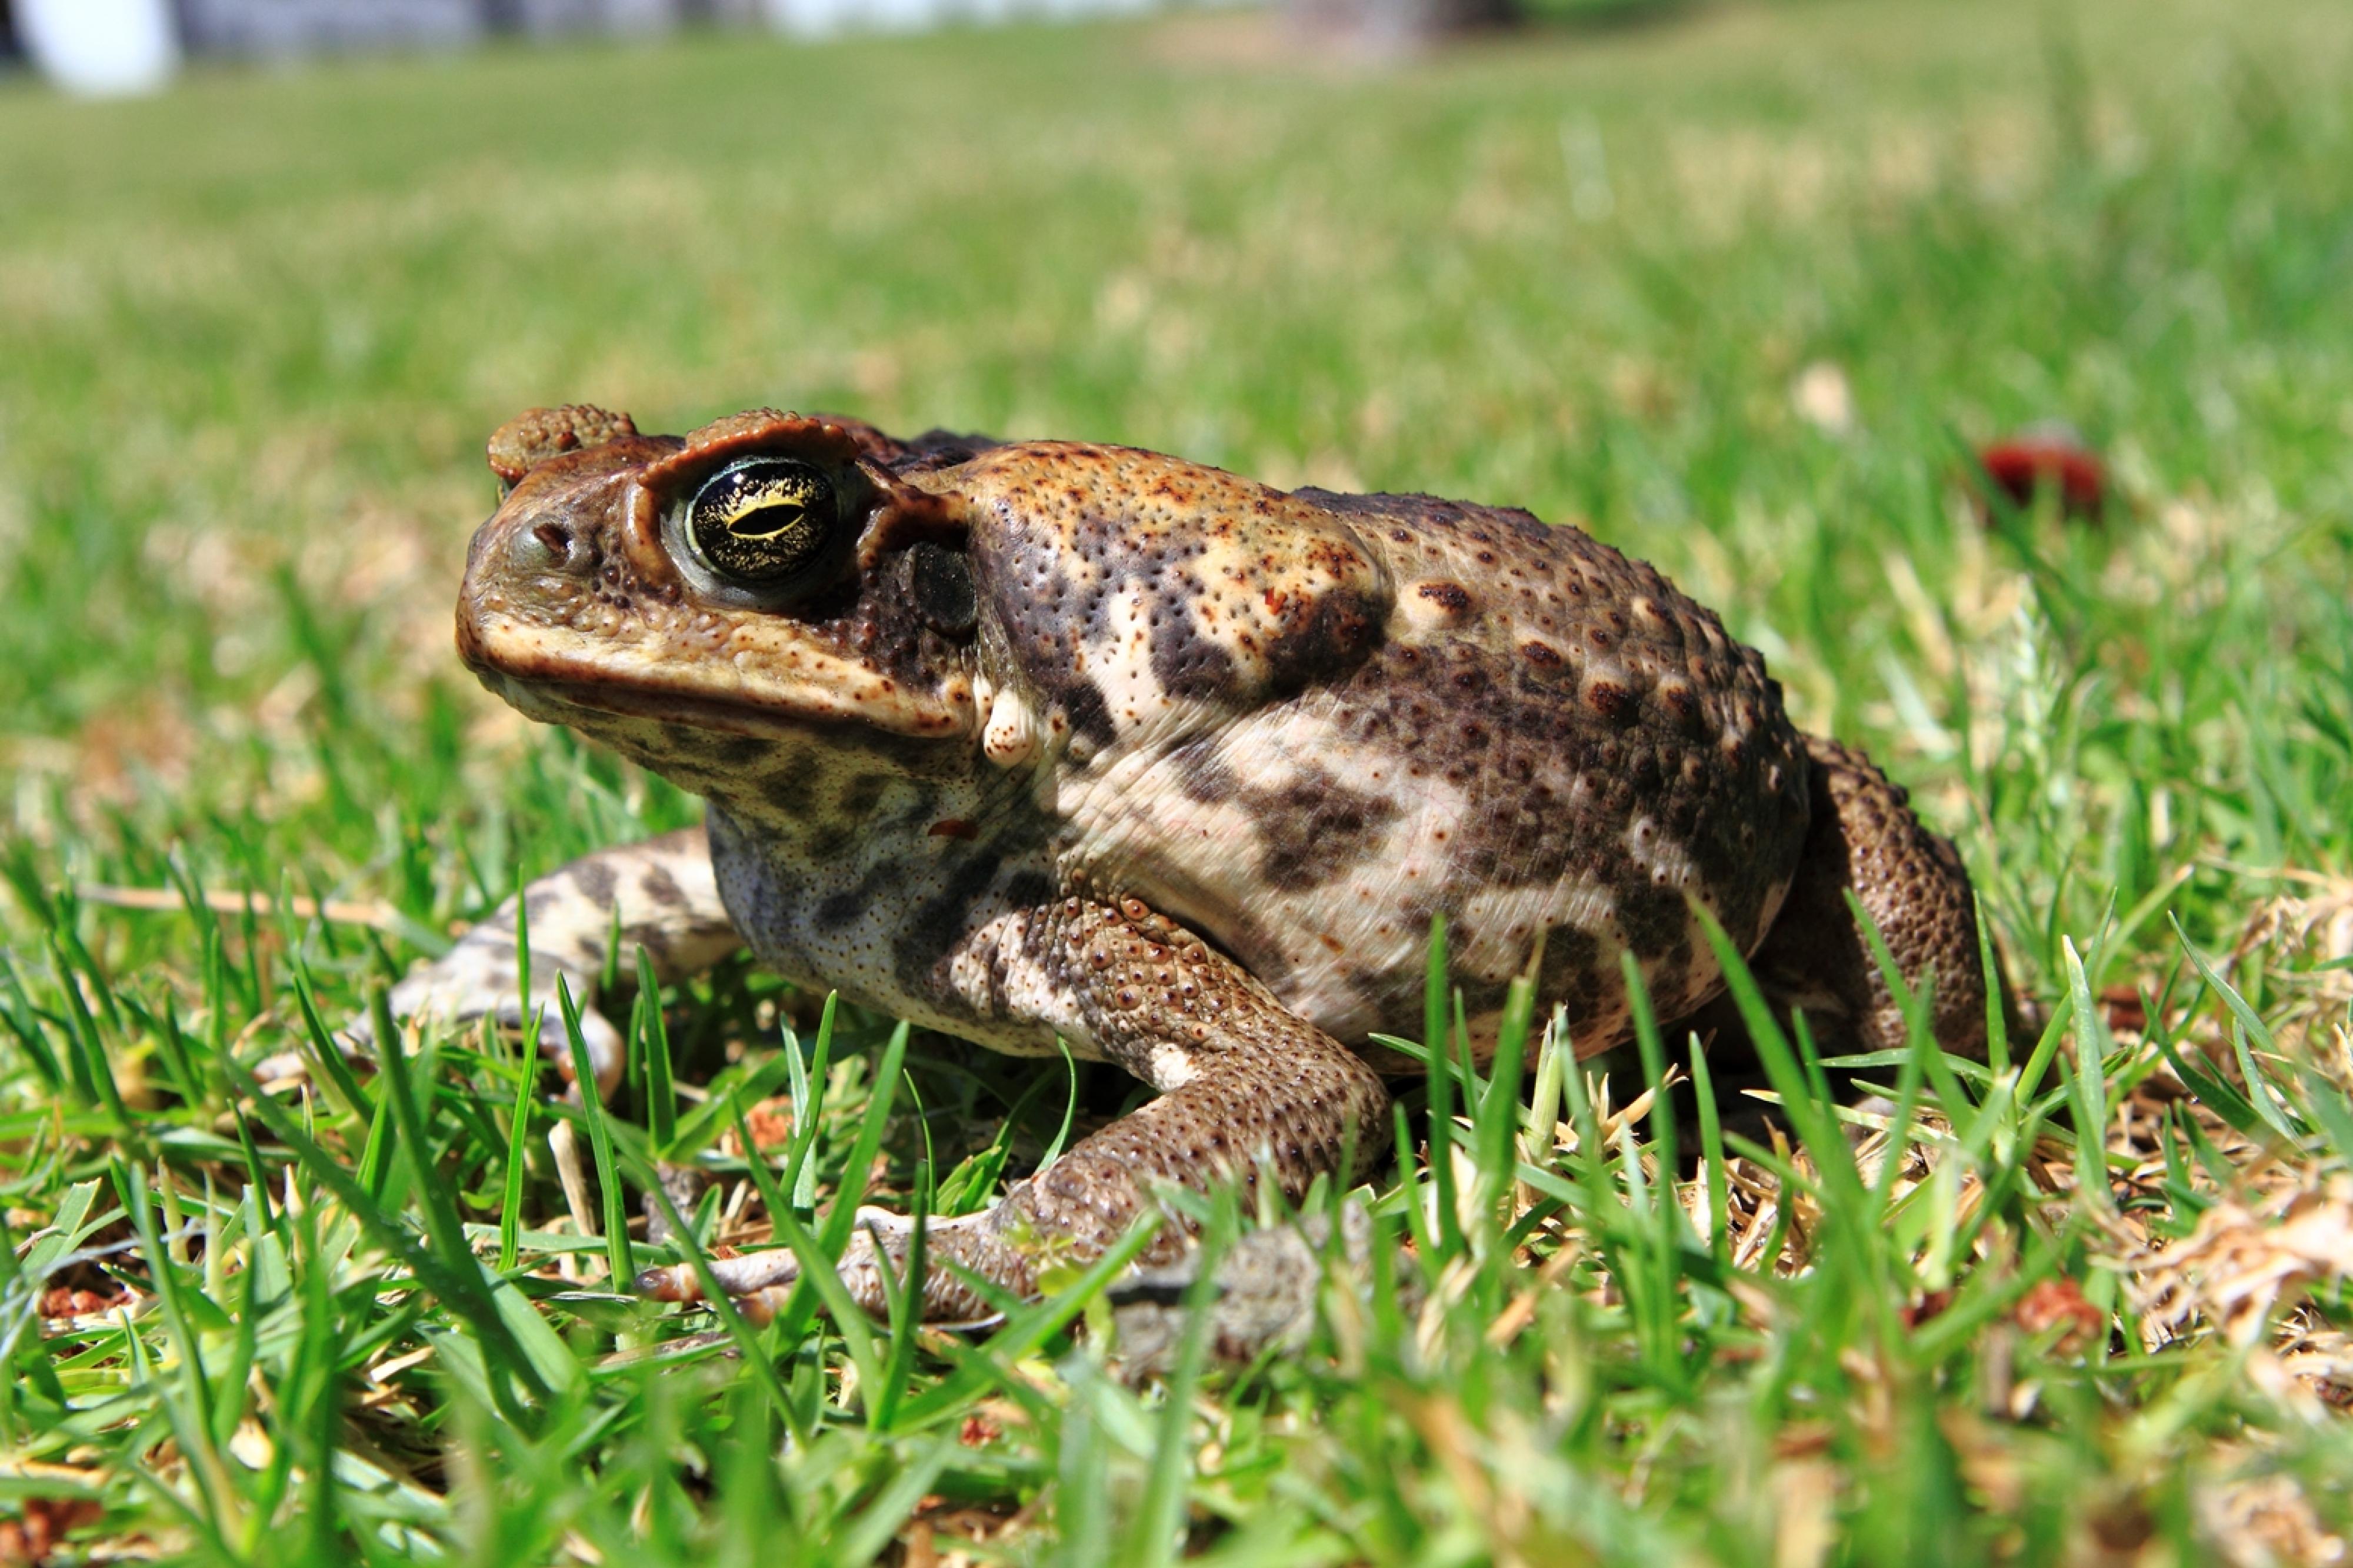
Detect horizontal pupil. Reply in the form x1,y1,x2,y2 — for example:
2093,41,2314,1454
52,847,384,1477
725,504,808,541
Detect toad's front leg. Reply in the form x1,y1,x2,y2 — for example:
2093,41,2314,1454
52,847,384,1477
374,825,744,1093
639,895,1394,1324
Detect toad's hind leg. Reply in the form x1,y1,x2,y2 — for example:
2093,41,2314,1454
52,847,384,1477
1734,735,2002,1060
640,896,1394,1325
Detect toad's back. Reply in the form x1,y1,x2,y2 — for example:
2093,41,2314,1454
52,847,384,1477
951,442,1816,1055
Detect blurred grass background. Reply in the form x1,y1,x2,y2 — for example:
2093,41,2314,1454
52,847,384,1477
4,0,2353,1559
5,0,2352,961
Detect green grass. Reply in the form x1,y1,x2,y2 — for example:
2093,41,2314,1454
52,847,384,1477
4,0,2353,1560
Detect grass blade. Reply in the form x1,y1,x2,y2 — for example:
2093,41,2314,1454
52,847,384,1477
1422,915,1462,1256
869,1163,931,1433
558,973,635,1287
1687,1032,1730,1262
635,946,678,1153
497,1022,538,1276
291,961,375,1124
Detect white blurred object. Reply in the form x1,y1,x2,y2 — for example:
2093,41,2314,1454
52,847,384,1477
760,0,915,34
1791,361,1857,437
20,0,182,96
760,0,1161,35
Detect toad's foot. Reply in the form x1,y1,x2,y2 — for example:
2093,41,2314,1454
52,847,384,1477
349,827,743,1096
639,1207,1032,1327
1103,1200,1423,1381
639,895,1394,1324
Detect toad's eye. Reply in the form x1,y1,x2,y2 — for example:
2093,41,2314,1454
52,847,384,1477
686,458,838,586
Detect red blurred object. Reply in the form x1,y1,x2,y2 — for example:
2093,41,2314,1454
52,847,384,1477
38,1286,129,1320
2015,1276,2106,1351
0,1495,101,1566
1975,427,2108,522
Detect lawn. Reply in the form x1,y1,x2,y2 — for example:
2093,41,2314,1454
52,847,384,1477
3,0,2352,1560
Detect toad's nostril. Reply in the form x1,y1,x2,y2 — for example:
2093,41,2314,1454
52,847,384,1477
531,522,573,563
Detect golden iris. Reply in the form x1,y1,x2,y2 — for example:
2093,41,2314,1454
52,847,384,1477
687,459,837,585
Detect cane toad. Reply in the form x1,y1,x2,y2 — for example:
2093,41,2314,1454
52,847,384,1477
395,404,1997,1322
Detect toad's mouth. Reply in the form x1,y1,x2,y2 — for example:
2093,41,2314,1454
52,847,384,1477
460,610,976,742
482,672,842,740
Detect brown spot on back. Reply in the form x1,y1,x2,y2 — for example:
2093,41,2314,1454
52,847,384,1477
1417,581,1472,614
1585,679,1640,726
